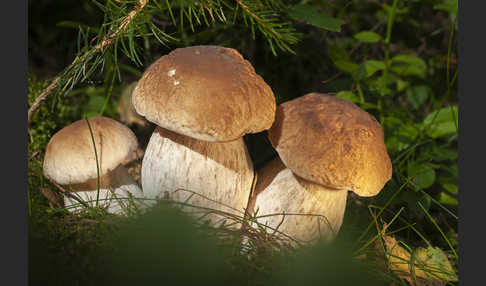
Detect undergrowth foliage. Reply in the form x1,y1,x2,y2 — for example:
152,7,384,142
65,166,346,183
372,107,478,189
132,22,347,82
28,0,458,285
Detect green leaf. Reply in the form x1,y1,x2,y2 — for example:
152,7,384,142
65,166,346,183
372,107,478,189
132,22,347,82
289,4,345,32
391,54,425,66
329,44,351,62
329,45,359,73
367,75,394,96
429,145,458,161
415,246,458,281
335,91,360,103
360,102,378,110
356,60,386,79
437,176,458,197
441,183,458,195
439,192,458,206
391,54,427,78
385,120,420,152
398,123,420,142
384,116,403,132
408,161,436,190
396,79,409,92
406,85,431,110
423,105,458,138
434,0,458,15
353,31,382,43
334,61,359,73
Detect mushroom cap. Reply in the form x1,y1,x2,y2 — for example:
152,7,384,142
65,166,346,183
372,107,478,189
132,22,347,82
132,45,276,142
43,116,139,185
267,93,392,197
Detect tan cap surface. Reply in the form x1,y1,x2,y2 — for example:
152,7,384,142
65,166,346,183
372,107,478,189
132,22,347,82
268,93,392,197
132,45,276,142
43,116,139,185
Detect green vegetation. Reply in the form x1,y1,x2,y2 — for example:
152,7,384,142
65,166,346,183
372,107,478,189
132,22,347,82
28,0,458,285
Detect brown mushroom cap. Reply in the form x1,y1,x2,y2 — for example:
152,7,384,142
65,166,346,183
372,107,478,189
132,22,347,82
267,93,392,197
43,116,139,185
132,45,276,142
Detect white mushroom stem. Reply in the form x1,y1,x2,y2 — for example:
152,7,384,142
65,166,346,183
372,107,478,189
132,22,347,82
141,127,254,227
248,158,348,245
63,164,147,215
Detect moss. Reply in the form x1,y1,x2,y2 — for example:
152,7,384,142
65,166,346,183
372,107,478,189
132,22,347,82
28,71,82,156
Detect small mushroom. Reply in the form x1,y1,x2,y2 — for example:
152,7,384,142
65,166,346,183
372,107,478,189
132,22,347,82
117,81,149,127
43,116,147,214
132,45,276,226
248,93,392,244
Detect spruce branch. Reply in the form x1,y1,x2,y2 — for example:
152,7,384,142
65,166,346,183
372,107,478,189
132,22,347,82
27,0,149,126
235,0,299,55
28,0,301,126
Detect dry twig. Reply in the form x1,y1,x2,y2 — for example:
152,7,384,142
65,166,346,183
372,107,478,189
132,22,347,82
47,178,90,209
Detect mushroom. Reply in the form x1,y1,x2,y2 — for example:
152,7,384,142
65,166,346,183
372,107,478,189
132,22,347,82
117,81,149,127
247,93,392,244
43,116,147,214
132,46,276,226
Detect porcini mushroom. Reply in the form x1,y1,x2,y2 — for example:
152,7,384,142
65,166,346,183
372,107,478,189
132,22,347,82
132,45,276,225
117,81,149,127
248,93,392,244
43,116,146,214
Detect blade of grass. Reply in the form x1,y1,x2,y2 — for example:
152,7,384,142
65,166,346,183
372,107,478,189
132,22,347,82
418,189,457,220
417,201,458,260
354,206,405,256
446,16,457,86
354,177,411,249
368,205,432,246
85,118,101,207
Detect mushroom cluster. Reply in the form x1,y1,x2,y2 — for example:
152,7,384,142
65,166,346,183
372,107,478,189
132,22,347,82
43,116,146,214
131,45,276,226
41,45,393,247
247,93,392,244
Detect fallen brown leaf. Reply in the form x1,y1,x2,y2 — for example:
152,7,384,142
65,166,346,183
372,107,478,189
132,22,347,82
382,235,457,286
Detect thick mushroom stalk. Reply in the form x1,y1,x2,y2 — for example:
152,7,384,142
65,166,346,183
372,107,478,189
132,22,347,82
248,158,348,245
142,127,254,226
64,164,146,214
